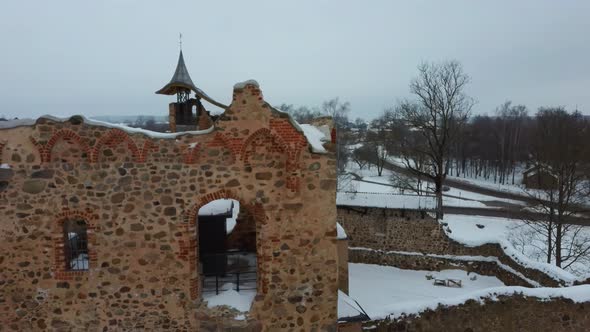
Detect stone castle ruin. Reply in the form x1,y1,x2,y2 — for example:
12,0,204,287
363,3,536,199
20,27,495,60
0,51,339,331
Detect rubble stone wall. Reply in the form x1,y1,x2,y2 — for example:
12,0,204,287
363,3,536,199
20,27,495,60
367,295,590,332
337,239,349,294
0,83,338,331
338,206,562,287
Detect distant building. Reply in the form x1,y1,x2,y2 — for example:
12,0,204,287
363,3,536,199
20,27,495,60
522,164,558,190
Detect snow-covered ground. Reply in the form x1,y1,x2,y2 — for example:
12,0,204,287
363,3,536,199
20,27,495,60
203,284,256,313
445,187,525,206
443,214,590,279
447,174,541,198
337,192,436,210
343,162,524,209
348,263,505,320
349,262,590,320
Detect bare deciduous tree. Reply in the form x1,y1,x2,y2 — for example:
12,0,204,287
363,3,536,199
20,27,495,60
522,108,590,268
276,103,322,124
396,60,474,218
351,145,372,170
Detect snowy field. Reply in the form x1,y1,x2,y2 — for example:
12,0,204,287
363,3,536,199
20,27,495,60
348,263,505,320
349,262,590,320
443,214,590,279
343,162,525,209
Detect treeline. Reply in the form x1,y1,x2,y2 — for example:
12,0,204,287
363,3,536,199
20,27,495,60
366,103,590,185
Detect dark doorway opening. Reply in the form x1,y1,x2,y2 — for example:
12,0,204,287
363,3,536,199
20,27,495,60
197,199,257,296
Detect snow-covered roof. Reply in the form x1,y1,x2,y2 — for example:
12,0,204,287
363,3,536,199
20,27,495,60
337,192,437,210
0,115,214,138
338,290,370,322
337,222,348,240
299,124,329,154
523,164,558,178
269,105,330,155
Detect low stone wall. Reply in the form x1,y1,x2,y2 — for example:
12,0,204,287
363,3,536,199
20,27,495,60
349,248,533,287
366,295,590,332
338,206,562,287
338,239,349,294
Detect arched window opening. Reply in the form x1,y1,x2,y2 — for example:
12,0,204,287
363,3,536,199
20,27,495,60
63,219,89,271
198,199,257,308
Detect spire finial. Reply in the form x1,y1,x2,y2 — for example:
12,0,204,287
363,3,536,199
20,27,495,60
179,32,183,51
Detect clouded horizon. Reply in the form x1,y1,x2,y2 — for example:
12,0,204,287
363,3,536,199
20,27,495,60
1,0,589,121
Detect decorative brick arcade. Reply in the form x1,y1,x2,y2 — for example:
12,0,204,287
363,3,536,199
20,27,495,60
0,82,338,331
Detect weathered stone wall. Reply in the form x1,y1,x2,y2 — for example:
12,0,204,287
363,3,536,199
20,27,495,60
338,206,562,287
367,296,590,332
349,249,533,287
337,239,349,294
0,83,338,331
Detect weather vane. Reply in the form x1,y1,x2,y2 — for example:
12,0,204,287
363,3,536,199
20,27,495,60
179,32,183,51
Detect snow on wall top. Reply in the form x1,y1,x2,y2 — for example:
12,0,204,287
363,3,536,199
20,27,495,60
336,222,348,240
299,124,329,154
337,192,436,210
0,115,214,138
233,79,259,90
367,284,590,320
441,215,581,284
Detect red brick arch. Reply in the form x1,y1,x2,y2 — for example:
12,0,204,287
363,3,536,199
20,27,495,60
52,208,98,280
41,129,91,163
91,129,140,162
240,128,289,165
205,133,237,164
180,189,268,300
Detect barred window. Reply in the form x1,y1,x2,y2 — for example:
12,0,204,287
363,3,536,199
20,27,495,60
63,219,89,271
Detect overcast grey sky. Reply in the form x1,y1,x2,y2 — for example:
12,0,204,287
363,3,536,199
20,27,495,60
1,1,589,120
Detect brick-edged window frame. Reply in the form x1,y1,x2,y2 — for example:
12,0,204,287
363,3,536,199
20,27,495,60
181,189,268,301
63,219,89,271
53,209,98,280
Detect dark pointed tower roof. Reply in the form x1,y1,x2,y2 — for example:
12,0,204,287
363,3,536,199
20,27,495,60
156,50,227,109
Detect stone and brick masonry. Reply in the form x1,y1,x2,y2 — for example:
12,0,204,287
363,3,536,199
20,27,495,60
337,206,565,287
0,82,338,331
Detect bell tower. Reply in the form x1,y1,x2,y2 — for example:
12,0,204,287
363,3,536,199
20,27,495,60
155,41,226,132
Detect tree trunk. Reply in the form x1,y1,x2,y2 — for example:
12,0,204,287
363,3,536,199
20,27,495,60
555,221,562,268
547,219,553,264
435,175,444,219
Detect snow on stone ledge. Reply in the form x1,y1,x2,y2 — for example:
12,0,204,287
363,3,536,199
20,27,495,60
441,215,580,284
367,284,590,321
337,222,348,240
337,192,436,210
0,115,214,138
233,79,259,90
299,124,329,154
